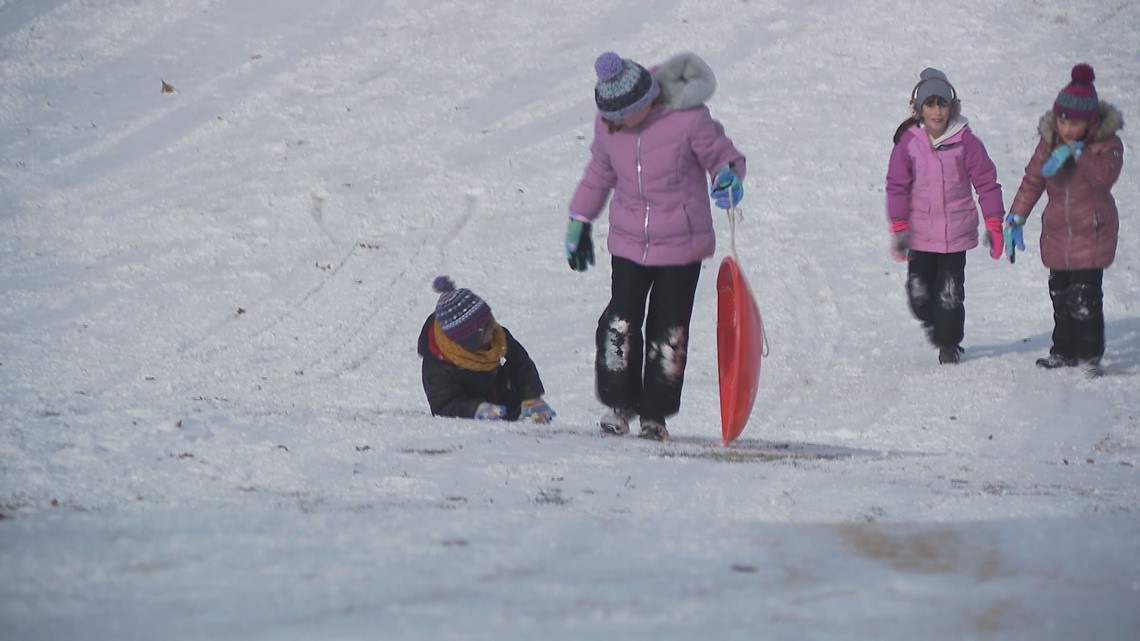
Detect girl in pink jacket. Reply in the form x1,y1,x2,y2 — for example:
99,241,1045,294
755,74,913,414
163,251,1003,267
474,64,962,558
885,68,1006,365
564,51,746,440
1006,64,1124,379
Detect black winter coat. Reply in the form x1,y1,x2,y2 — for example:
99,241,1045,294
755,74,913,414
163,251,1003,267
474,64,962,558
417,315,545,420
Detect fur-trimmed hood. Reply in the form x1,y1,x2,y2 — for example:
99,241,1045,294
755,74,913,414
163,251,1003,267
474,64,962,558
1036,101,1124,143
653,52,716,110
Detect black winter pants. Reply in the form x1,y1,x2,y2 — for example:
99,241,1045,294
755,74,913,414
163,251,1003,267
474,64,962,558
1048,269,1105,362
906,250,966,349
595,256,702,421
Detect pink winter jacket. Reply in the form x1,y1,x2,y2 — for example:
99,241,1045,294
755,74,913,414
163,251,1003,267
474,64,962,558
1009,104,1124,271
885,120,1005,253
568,53,746,266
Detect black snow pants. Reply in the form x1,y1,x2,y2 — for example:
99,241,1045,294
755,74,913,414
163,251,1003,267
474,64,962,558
906,250,966,349
1047,269,1105,363
595,256,702,422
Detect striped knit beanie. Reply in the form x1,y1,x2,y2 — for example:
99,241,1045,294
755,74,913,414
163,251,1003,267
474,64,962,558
594,52,660,121
1053,63,1099,121
432,276,491,351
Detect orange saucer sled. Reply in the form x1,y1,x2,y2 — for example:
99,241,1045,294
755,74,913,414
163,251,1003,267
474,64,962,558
716,256,764,446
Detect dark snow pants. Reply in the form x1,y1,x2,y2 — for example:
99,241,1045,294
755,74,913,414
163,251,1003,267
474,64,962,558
906,250,966,349
1048,269,1105,362
595,256,702,422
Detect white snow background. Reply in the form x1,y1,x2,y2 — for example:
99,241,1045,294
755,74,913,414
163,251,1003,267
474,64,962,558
2,0,1140,639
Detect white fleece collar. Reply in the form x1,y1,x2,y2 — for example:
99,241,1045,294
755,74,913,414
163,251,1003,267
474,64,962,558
924,115,969,147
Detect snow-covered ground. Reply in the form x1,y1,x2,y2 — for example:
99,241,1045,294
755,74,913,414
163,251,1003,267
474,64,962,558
2,0,1139,639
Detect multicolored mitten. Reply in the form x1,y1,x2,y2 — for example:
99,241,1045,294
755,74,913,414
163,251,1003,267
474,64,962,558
475,402,507,421
520,398,556,424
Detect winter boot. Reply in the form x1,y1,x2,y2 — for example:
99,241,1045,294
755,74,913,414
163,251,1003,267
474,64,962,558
1079,358,1104,379
938,345,963,365
1035,354,1077,369
599,408,633,436
638,418,669,441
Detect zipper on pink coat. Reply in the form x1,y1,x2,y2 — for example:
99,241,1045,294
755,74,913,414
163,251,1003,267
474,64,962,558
935,142,950,253
635,133,650,263
1063,178,1072,270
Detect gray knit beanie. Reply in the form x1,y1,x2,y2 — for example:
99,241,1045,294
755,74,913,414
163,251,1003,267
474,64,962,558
914,67,954,105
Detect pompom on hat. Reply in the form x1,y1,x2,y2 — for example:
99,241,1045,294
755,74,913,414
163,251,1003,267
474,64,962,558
913,67,955,105
432,276,491,351
594,51,660,121
1053,63,1099,121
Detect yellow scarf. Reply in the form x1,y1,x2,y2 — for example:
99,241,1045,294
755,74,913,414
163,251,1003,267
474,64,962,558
433,320,506,372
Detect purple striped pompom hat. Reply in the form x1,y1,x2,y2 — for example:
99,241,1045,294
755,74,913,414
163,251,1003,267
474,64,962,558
432,276,491,351
593,51,660,121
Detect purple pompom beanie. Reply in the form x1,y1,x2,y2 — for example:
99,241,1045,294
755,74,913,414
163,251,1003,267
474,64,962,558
593,52,660,121
432,276,491,351
1053,63,1099,121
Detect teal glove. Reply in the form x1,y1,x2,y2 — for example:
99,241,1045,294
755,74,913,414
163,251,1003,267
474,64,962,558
1004,213,1026,263
565,219,594,272
1041,141,1084,178
475,403,507,421
709,166,743,209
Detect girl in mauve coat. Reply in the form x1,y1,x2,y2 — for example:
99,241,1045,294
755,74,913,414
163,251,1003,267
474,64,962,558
1005,64,1124,379
564,51,746,440
885,67,1006,365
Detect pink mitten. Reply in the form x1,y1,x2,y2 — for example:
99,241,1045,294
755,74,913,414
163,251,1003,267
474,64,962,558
888,220,910,262
983,217,1003,260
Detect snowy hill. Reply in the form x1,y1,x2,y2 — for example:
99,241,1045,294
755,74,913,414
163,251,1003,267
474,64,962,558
2,0,1139,639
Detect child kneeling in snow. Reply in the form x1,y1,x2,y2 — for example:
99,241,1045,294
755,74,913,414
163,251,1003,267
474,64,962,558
417,276,554,423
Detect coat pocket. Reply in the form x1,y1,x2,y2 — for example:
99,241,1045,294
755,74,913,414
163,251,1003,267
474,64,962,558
909,201,935,242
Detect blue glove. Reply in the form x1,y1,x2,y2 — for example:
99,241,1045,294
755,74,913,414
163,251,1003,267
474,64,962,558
565,219,594,272
709,166,743,209
475,402,507,421
1041,141,1084,178
520,398,555,424
1004,213,1026,263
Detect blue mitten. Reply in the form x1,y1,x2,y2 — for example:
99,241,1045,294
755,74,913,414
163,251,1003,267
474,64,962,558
1041,141,1084,178
1004,213,1026,263
565,219,594,272
709,166,743,209
475,402,507,421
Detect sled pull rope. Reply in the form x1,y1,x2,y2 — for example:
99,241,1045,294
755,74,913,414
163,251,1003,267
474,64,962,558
726,203,743,261
724,202,770,357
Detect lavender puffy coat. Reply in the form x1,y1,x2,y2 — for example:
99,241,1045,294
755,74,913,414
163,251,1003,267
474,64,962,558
885,119,1005,253
1010,104,1124,271
568,53,746,266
